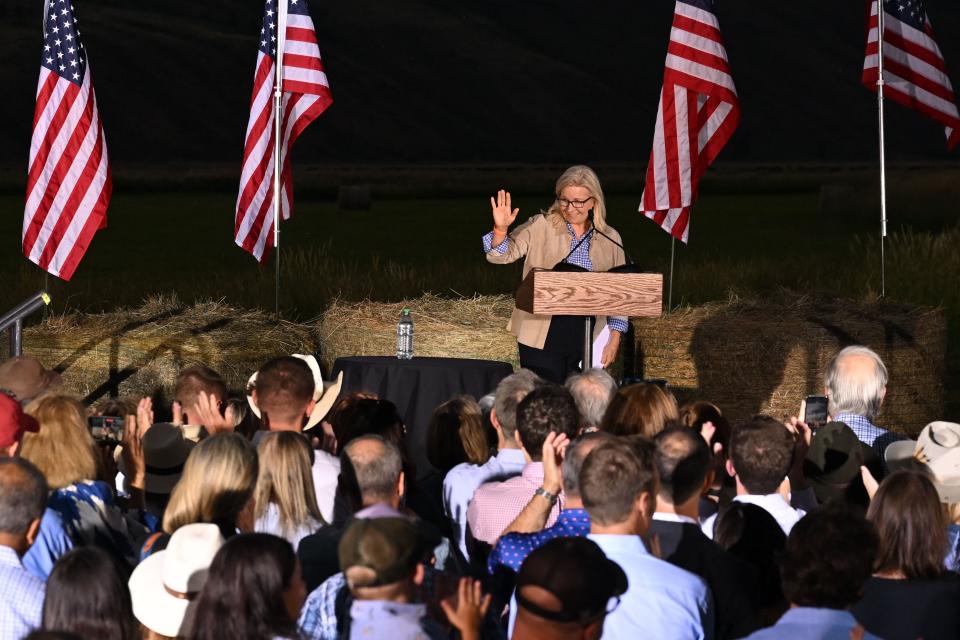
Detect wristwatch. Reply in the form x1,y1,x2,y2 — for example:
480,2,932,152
535,486,558,504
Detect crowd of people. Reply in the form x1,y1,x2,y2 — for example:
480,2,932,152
0,344,958,639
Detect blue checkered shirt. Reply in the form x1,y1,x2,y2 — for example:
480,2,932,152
487,507,591,574
833,413,906,462
0,545,45,640
483,226,629,334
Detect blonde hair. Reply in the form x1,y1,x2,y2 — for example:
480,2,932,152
254,431,325,538
600,383,679,438
162,433,258,534
21,394,98,489
544,165,609,233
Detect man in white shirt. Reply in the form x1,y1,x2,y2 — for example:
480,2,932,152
702,415,813,538
581,438,714,640
443,370,539,560
249,356,341,523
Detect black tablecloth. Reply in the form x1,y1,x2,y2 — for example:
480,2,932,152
331,356,514,479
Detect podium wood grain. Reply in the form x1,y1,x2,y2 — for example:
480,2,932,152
515,270,663,317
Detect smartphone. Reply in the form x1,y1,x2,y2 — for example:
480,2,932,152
88,416,125,443
801,395,829,427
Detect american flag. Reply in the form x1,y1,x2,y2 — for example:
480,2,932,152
862,0,960,150
640,0,740,243
235,0,333,262
23,0,111,281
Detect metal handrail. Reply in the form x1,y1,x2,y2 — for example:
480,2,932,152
0,292,51,357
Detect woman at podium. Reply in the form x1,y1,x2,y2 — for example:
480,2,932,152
482,165,628,384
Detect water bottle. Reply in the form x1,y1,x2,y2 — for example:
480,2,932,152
396,308,414,359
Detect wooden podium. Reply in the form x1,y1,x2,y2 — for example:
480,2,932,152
515,269,663,366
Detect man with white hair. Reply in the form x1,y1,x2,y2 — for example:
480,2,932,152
825,345,899,457
564,368,617,434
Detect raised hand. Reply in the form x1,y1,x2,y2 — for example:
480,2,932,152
490,189,519,232
541,431,570,495
440,578,491,640
192,391,236,435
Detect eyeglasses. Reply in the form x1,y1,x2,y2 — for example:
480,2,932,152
557,196,594,209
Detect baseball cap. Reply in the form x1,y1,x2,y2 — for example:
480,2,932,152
0,393,40,449
516,537,627,624
0,356,61,404
338,517,422,589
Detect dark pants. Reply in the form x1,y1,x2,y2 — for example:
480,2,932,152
518,315,589,384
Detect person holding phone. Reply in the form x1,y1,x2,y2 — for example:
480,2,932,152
483,165,629,384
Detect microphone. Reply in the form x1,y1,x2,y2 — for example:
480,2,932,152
589,212,637,267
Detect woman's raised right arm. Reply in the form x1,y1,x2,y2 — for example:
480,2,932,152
482,189,535,264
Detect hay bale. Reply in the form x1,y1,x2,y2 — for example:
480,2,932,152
317,294,518,371
17,296,319,405
632,293,946,437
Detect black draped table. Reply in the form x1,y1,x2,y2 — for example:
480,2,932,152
331,356,514,479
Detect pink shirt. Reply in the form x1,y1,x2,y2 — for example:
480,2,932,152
466,462,561,546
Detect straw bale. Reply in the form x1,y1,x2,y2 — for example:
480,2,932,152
14,296,318,405
317,294,518,371
631,294,946,437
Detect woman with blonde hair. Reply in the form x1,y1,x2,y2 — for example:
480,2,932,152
600,382,679,438
254,431,325,547
20,394,144,577
484,165,630,383
141,432,258,558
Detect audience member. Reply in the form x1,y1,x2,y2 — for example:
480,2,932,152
255,431,326,547
299,435,443,591
41,546,139,640
336,518,489,640
580,439,713,639
0,356,61,406
443,370,538,561
426,395,490,473
744,506,879,639
652,426,759,639
713,502,787,624
489,432,612,574
129,422,195,523
884,420,960,570
0,457,47,640
173,364,228,441
182,533,305,640
511,537,627,640
564,368,616,433
599,382,678,438
128,523,225,639
21,394,143,577
146,432,258,557
679,401,733,520
852,470,960,640
249,356,341,523
0,392,39,457
825,345,901,458
702,415,810,538
466,385,579,550
803,419,880,509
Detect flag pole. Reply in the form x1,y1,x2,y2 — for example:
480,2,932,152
272,0,288,321
667,236,676,312
876,0,888,298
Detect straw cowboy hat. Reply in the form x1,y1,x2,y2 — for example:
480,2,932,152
128,523,225,637
885,421,960,504
246,354,343,431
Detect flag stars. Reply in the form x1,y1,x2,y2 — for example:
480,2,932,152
52,26,59,33
59,64,65,71
65,34,73,41
70,59,77,67
68,46,75,53
269,21,275,29
44,44,51,51
266,8,274,16
57,51,63,58
54,38,61,46
71,72,79,80
45,56,53,64
60,7,67,15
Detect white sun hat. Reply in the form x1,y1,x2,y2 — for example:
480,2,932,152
128,523,225,638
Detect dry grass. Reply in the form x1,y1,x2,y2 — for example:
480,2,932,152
16,294,318,405
632,292,945,436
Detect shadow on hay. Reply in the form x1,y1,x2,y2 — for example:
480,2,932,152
80,316,235,406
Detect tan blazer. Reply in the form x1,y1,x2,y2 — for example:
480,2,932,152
486,213,627,350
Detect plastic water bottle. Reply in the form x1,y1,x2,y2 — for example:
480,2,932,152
396,308,414,359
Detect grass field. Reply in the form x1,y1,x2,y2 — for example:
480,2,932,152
3,170,960,415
